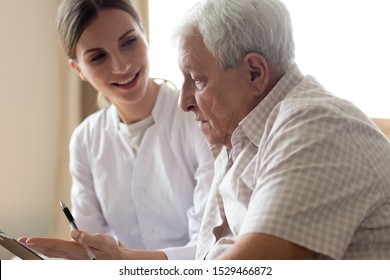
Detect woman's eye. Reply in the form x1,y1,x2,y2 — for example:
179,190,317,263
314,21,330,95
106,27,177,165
90,53,106,63
122,38,136,48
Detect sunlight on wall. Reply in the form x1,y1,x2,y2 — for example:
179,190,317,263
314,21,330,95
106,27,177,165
149,0,390,118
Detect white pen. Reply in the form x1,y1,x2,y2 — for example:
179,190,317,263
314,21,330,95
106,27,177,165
59,200,97,260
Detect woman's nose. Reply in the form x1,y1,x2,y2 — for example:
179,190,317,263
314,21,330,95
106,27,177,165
111,54,131,74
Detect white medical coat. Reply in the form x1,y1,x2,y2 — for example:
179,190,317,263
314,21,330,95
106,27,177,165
69,83,214,259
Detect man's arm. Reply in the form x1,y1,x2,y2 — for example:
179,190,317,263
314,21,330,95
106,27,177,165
222,232,314,260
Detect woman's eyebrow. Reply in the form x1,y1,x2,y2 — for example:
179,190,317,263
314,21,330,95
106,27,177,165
82,29,136,57
118,29,135,41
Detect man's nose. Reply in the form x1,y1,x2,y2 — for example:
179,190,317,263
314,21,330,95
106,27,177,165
178,84,196,112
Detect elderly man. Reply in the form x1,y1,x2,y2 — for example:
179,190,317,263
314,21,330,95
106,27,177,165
20,0,390,260
174,0,390,259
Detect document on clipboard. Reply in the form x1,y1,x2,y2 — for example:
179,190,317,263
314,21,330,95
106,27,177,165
0,231,43,260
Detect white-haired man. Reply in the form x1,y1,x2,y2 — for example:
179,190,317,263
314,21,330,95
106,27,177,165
174,0,390,260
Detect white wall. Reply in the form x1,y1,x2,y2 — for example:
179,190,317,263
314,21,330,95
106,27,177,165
0,0,65,259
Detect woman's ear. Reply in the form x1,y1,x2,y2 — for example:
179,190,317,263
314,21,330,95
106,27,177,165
69,59,87,81
244,53,270,97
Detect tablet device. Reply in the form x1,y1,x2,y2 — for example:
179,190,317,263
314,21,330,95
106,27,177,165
0,231,43,260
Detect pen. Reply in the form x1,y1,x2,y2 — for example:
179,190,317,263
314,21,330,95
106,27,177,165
59,200,97,260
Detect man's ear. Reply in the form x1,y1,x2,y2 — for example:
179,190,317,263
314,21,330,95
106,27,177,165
243,53,270,97
69,59,87,81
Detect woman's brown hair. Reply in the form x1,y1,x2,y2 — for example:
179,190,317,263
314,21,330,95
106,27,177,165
57,0,143,60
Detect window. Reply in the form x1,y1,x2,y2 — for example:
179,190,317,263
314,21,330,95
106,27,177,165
148,0,199,87
149,0,390,118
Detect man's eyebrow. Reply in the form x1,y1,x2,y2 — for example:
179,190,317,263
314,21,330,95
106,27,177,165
82,29,136,56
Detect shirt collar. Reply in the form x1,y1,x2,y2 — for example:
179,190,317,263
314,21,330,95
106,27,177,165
236,63,305,147
109,83,171,132
209,64,305,161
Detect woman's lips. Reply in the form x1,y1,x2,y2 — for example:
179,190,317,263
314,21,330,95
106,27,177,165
112,71,140,90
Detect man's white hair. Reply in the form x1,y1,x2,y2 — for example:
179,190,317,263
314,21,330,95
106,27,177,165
173,0,295,71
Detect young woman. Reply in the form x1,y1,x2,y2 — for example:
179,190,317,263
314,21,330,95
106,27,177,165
19,0,214,260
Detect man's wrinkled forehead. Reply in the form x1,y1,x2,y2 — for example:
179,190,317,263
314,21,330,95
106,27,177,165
178,32,212,72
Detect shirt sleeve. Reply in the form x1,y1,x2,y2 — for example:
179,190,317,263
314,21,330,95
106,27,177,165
186,128,215,242
160,242,197,260
69,123,114,236
164,114,214,259
241,106,381,259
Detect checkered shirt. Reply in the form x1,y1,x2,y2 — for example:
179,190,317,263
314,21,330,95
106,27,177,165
196,64,390,260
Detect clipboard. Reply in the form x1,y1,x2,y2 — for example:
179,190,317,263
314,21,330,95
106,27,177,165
0,231,43,260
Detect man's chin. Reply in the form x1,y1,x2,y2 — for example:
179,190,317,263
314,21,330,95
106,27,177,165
202,131,224,147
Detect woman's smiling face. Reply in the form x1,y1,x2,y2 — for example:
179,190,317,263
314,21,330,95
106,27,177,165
70,8,150,107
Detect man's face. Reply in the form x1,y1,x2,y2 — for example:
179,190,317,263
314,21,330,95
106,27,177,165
178,33,260,148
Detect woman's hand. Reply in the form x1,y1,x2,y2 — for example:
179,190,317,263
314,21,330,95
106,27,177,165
18,230,123,260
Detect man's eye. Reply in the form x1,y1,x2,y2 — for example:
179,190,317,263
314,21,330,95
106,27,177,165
191,75,199,83
193,79,205,90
